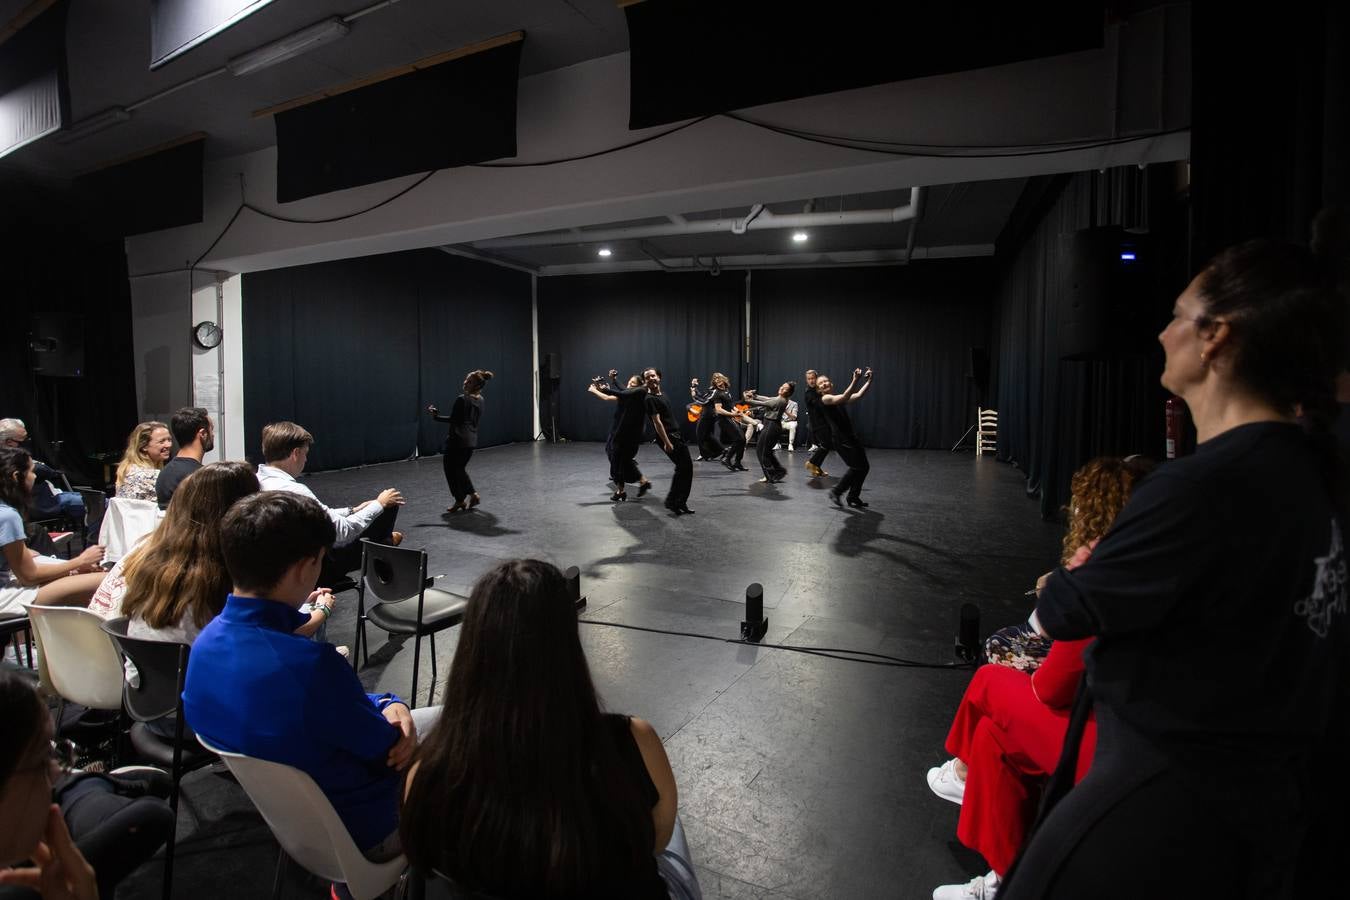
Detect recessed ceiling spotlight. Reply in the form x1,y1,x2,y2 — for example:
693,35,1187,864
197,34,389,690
597,248,612,257
792,232,809,243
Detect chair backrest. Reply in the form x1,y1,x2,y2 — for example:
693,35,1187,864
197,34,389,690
76,488,107,532
23,604,125,710
977,408,998,456
360,540,427,605
196,735,408,900
100,617,188,723
99,497,161,563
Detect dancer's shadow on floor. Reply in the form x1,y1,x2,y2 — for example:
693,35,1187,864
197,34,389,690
585,502,669,576
414,510,521,537
706,483,791,501
831,509,957,586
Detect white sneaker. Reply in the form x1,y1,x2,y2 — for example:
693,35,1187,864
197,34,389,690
926,758,966,805
933,871,999,900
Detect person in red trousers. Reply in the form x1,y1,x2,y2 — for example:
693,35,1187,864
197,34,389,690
926,457,1150,900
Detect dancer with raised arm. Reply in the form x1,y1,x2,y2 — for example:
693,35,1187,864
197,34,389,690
803,369,833,477
818,367,874,507
589,371,652,502
427,369,492,514
742,382,795,483
643,368,695,515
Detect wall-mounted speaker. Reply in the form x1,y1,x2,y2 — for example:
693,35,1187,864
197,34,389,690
1059,226,1154,360
29,314,85,378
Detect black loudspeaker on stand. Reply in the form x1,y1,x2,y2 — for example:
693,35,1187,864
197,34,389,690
955,603,981,663
741,583,768,642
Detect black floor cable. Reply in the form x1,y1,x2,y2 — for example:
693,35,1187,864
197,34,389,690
578,617,973,670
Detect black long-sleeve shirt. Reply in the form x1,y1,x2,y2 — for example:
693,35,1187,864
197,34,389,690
432,395,483,449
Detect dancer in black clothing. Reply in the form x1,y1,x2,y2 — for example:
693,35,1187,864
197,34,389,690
803,369,834,478
818,368,874,507
642,367,695,515
428,369,492,513
689,377,721,461
588,371,652,501
742,382,795,483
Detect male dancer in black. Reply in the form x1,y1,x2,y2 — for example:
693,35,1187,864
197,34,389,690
818,367,873,507
588,370,652,501
643,367,694,515
803,369,833,478
741,382,795,483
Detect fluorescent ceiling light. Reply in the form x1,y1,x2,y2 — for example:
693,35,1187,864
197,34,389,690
792,231,808,243
226,17,349,76
55,107,132,144
597,248,612,257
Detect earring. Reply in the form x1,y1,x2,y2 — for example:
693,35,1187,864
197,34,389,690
1200,351,1207,364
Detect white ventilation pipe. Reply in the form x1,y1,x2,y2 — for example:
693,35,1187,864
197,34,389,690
473,187,923,250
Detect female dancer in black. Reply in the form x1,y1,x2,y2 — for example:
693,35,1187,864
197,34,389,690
588,371,652,501
817,368,873,507
690,373,748,470
741,382,795,483
642,367,694,515
803,369,833,477
427,369,493,513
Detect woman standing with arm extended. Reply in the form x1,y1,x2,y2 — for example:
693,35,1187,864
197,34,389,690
1000,227,1350,899
741,382,795,483
817,367,874,507
428,370,492,514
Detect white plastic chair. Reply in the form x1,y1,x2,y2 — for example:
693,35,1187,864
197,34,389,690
99,497,162,563
976,408,998,456
196,735,408,900
23,604,125,716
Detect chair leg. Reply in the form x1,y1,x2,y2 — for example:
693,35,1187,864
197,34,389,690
410,633,422,710
427,632,437,707
271,846,288,900
162,722,186,900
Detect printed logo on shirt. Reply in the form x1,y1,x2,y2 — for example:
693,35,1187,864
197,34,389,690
1295,519,1348,638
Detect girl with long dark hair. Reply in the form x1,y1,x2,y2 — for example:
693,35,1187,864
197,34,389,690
0,447,105,619
401,559,702,899
1000,223,1350,899
428,369,493,514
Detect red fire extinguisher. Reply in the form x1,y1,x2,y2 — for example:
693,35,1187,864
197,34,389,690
1165,396,1182,459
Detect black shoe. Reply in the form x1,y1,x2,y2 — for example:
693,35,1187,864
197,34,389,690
611,490,627,502
733,464,749,471
638,481,652,498
828,490,843,507
846,496,869,508
678,505,695,515
104,766,174,799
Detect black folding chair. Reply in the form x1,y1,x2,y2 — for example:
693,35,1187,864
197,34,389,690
101,618,216,900
353,539,467,707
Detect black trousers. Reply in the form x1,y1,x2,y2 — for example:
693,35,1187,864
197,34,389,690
717,418,746,465
610,437,644,487
57,773,174,900
661,440,693,507
808,430,833,468
832,438,869,499
695,417,722,460
442,447,475,502
321,503,400,586
756,421,787,479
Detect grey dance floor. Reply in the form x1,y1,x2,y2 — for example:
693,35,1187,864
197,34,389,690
119,441,1063,900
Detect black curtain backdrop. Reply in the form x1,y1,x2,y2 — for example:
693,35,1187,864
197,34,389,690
0,211,137,487
990,167,1188,518
243,250,531,472
1190,2,1349,260
752,264,992,449
537,271,743,443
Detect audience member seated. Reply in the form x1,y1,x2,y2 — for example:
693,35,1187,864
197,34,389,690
0,419,86,528
0,670,173,900
926,456,1146,900
183,492,437,886
88,463,340,680
0,448,105,621
254,422,404,588
113,422,171,501
155,408,212,511
983,456,1155,672
780,397,799,451
401,558,703,900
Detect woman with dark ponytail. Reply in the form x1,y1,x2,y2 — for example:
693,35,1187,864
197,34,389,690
999,217,1350,900
428,370,493,514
